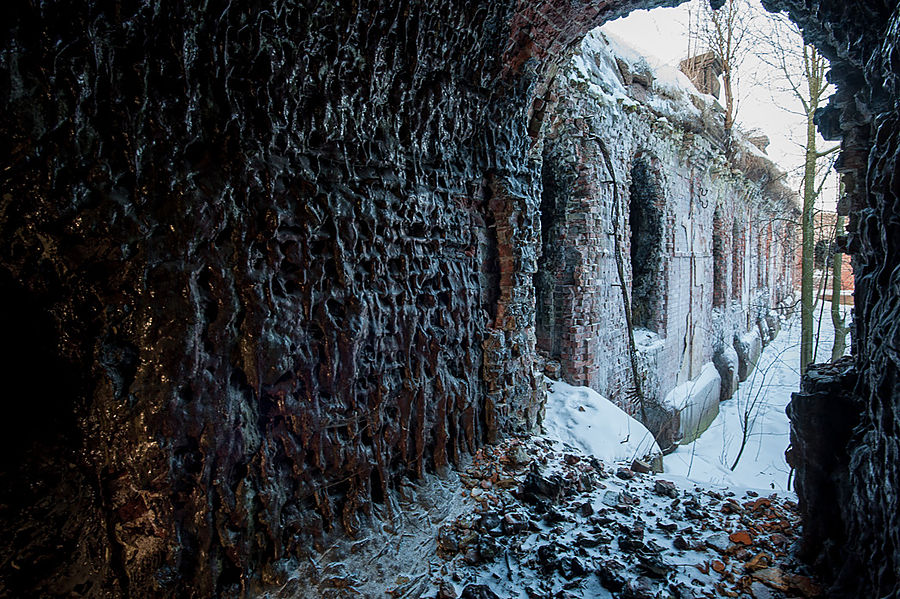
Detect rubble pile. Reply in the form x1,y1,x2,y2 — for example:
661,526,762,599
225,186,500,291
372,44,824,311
424,437,821,599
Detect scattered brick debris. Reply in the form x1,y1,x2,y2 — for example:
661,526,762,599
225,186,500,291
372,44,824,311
423,437,822,599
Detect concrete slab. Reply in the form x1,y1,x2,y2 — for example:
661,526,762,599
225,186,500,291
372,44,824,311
734,330,761,381
663,362,722,444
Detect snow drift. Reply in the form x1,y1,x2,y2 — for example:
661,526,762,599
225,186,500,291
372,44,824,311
543,377,662,463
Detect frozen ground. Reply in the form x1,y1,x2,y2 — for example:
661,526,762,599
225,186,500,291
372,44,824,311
275,310,845,598
418,311,842,599
541,307,851,494
665,309,851,492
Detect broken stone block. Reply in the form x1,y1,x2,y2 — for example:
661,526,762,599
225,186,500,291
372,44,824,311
653,479,678,498
616,467,635,480
436,582,458,599
705,532,732,553
750,581,778,599
622,576,657,599
631,459,652,474
666,362,722,444
596,560,627,592
757,317,771,346
751,567,789,591
712,344,740,401
734,331,762,381
728,530,753,546
459,584,501,599
765,312,780,340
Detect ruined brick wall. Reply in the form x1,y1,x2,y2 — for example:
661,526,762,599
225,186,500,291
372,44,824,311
0,0,683,595
536,34,797,428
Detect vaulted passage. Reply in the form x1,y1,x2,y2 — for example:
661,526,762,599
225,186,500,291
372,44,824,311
1,1,899,597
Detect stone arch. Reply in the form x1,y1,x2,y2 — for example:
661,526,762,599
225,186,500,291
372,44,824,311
1,1,899,597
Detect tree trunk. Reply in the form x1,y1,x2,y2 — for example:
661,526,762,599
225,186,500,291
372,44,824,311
723,68,734,133
800,110,817,373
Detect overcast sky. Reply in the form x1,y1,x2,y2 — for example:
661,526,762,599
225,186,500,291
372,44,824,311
601,0,840,210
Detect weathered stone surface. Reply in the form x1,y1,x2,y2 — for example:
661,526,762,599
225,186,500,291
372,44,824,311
1,0,899,597
0,1,560,594
734,330,762,382
785,358,860,586
672,363,722,444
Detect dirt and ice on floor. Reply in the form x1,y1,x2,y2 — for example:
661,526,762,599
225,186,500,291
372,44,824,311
422,436,821,599
269,311,844,598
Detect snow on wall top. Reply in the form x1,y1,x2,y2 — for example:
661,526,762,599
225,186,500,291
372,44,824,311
568,29,796,208
571,29,720,127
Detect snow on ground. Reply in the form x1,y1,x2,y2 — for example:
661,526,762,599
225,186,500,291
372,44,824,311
544,378,662,464
418,311,846,598
541,307,850,494
666,309,852,493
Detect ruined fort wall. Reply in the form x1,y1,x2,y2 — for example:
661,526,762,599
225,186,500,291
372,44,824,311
0,1,679,594
535,34,796,438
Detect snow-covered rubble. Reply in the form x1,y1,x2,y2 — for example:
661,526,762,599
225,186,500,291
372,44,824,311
282,314,843,598
425,437,820,599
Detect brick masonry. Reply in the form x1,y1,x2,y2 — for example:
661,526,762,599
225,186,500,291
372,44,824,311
535,34,797,442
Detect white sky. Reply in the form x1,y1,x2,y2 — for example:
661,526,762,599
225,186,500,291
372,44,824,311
601,0,840,210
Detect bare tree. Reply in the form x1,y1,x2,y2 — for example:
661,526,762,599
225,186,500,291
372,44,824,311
687,0,755,134
755,13,838,374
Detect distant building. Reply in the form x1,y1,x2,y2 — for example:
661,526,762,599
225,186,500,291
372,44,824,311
679,52,725,98
795,211,855,304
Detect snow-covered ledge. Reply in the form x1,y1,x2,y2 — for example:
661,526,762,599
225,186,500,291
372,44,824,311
542,377,662,465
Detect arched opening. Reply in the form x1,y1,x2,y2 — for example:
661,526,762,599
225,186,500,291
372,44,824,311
629,155,667,333
534,156,571,362
713,208,727,307
732,217,745,300
2,1,898,597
